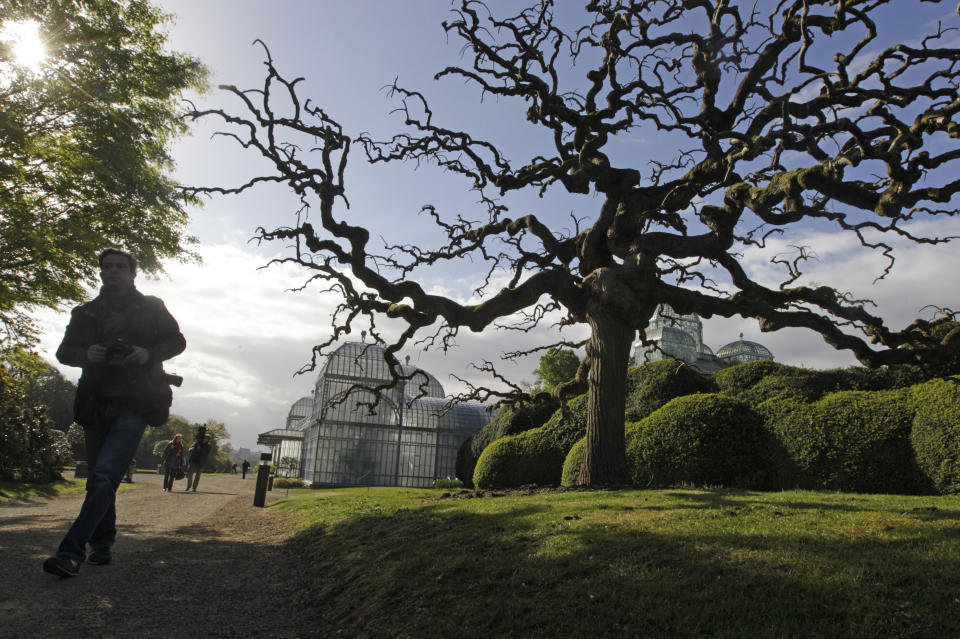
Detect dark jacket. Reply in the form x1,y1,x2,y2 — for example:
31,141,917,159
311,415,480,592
161,441,185,469
56,287,186,427
188,441,211,468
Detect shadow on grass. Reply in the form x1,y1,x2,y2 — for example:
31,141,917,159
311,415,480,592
282,492,960,639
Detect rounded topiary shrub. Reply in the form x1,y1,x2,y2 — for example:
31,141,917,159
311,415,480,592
763,389,920,494
473,427,563,489
560,437,585,487
910,377,960,494
473,394,588,489
712,360,805,396
625,393,772,489
825,365,923,392
738,373,832,405
624,359,716,421
456,398,559,487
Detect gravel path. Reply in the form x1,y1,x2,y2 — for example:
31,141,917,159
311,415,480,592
0,472,331,638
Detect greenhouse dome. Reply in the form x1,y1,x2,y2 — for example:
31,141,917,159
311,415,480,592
717,334,775,365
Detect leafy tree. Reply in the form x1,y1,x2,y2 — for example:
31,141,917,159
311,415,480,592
66,422,84,460
192,1,960,486
0,346,69,481
0,0,206,340
22,361,76,430
532,347,581,394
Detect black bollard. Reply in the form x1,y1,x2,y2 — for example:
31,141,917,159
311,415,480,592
74,461,88,479
253,464,270,507
253,452,272,507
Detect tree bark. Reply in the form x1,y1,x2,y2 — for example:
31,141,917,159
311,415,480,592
577,306,633,487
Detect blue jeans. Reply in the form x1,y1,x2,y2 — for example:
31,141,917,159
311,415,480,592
57,403,146,562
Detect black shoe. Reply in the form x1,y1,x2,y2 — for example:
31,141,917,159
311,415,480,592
88,549,111,565
43,556,80,578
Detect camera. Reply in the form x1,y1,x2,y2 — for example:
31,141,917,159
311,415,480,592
102,338,132,366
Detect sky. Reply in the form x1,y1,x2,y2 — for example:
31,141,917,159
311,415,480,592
29,1,960,451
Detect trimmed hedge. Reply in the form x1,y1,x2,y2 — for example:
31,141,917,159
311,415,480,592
712,360,805,395
560,438,585,487
910,377,960,494
456,399,559,487
761,389,920,494
473,395,588,489
624,359,716,421
625,393,771,489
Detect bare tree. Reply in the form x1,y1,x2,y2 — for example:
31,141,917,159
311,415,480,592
190,0,960,486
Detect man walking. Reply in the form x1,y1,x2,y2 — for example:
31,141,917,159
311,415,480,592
185,432,212,492
241,459,251,479
43,249,185,578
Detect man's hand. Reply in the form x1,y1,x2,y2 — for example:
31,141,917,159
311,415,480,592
87,344,107,363
124,346,150,366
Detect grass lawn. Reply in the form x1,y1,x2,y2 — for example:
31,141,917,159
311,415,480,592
275,487,960,639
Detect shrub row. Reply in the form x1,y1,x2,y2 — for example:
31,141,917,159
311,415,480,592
472,353,960,494
538,377,960,495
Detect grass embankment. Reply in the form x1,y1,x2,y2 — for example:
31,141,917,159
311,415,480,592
0,477,86,503
0,468,154,503
275,487,960,638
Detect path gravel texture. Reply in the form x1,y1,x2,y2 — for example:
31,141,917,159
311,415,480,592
0,471,331,638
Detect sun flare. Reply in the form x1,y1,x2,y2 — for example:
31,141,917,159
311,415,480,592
2,20,47,72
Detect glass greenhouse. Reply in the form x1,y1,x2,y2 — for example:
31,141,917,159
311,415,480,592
265,342,491,488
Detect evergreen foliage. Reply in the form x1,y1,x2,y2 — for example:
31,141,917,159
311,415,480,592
761,390,920,494
624,359,716,421
625,394,771,489
0,349,69,482
473,395,588,489
560,438,585,487
910,377,960,494
712,360,803,395
456,398,559,487
482,356,960,494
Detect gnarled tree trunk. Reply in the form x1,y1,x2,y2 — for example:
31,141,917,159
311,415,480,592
577,306,633,486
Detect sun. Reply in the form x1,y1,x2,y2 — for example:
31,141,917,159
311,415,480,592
2,20,47,72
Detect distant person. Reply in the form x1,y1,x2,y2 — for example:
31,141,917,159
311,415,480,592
43,248,185,578
160,434,184,492
185,433,212,492
241,459,251,479
231,463,238,474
